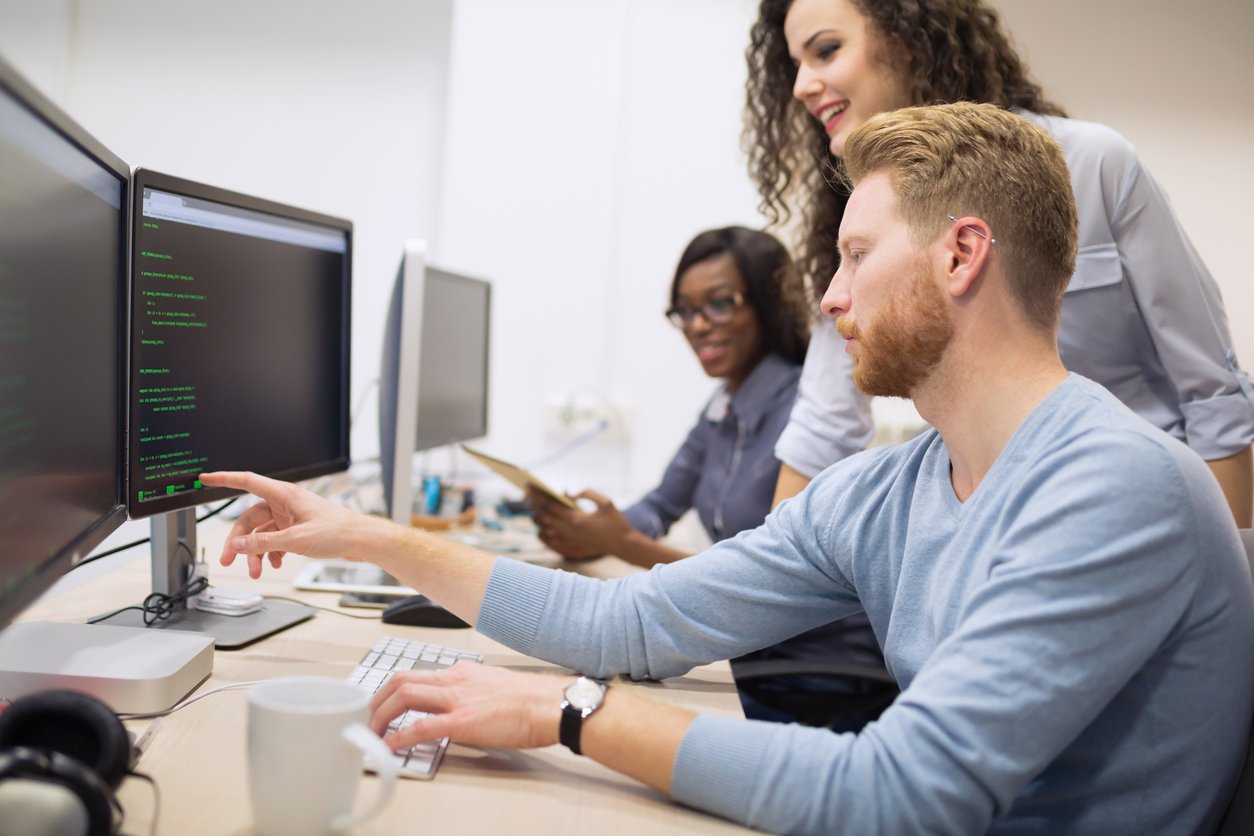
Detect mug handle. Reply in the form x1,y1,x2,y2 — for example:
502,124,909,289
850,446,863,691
330,723,400,831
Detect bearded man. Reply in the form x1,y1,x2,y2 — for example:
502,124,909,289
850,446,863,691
205,102,1254,835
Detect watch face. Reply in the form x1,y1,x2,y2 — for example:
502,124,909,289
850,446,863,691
566,678,605,710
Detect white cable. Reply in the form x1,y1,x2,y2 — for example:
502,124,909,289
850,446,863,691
118,680,273,720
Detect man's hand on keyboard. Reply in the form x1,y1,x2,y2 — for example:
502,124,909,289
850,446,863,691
367,662,568,751
201,470,391,579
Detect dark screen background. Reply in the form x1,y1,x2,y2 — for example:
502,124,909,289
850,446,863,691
0,92,123,607
129,186,348,514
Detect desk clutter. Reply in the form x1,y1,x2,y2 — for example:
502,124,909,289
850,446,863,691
0,630,485,836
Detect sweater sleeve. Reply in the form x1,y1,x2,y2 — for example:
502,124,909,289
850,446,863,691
481,425,1244,833
477,479,865,680
672,433,1225,833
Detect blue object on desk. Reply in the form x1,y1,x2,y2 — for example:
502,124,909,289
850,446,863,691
422,476,442,515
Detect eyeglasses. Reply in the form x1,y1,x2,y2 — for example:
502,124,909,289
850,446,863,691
665,292,746,329
947,214,997,245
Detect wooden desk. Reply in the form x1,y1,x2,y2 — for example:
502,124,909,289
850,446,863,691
19,531,748,835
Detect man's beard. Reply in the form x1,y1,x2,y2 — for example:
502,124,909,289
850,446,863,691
837,264,955,399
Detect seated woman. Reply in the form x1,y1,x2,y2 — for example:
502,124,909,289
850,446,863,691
529,225,809,568
531,227,894,728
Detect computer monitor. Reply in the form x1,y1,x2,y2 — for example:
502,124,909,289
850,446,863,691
0,60,210,714
378,240,491,525
0,55,127,631
99,168,352,647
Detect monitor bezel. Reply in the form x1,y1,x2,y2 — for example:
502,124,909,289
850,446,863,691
378,242,493,523
0,56,128,629
125,167,353,519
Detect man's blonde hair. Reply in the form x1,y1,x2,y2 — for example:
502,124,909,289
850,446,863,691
842,102,1078,332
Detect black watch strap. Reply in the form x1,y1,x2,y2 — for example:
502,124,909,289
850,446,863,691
559,677,607,755
559,702,586,755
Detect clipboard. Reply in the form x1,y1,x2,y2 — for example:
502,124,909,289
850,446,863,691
461,444,577,509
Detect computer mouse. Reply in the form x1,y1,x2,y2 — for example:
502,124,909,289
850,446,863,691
381,595,471,629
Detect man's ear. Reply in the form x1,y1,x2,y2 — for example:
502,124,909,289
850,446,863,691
940,216,994,299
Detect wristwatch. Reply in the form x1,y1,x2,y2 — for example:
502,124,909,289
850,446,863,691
559,676,608,755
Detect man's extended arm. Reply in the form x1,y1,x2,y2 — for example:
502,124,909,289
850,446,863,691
366,663,696,794
201,470,495,624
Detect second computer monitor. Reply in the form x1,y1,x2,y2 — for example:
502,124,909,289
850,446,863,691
128,169,352,519
379,241,491,523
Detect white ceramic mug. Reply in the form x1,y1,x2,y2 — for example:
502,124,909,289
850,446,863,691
247,677,399,836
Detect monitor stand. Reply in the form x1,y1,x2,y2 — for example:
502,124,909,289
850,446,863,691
93,508,314,649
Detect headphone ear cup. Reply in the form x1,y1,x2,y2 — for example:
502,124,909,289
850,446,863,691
0,690,131,789
0,746,115,836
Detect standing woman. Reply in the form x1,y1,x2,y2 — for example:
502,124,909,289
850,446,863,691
747,0,1254,524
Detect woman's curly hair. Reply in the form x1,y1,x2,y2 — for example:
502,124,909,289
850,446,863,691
743,0,1066,301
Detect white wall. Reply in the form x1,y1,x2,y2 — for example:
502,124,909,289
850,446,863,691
993,0,1254,368
1,0,455,559
3,0,455,464
436,0,762,500
438,0,1254,495
2,0,1250,526
0,1,70,94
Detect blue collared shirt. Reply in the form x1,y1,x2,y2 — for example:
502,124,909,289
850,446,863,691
623,352,800,544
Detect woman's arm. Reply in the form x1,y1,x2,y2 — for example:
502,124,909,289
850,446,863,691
772,462,813,508
1206,446,1253,527
530,488,693,567
773,324,874,484
1103,141,1254,523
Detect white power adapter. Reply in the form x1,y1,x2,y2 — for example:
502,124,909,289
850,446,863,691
189,587,265,617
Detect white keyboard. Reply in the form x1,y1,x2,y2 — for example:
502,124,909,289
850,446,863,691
346,635,483,780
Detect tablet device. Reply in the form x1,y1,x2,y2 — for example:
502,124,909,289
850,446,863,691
461,444,576,509
292,561,417,597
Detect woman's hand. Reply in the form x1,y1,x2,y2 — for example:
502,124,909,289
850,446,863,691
528,488,635,561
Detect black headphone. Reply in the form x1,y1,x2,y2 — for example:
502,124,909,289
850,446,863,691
0,690,132,836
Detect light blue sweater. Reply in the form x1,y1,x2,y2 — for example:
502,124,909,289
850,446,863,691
479,376,1254,834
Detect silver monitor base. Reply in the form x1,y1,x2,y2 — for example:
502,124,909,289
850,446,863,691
93,599,315,649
